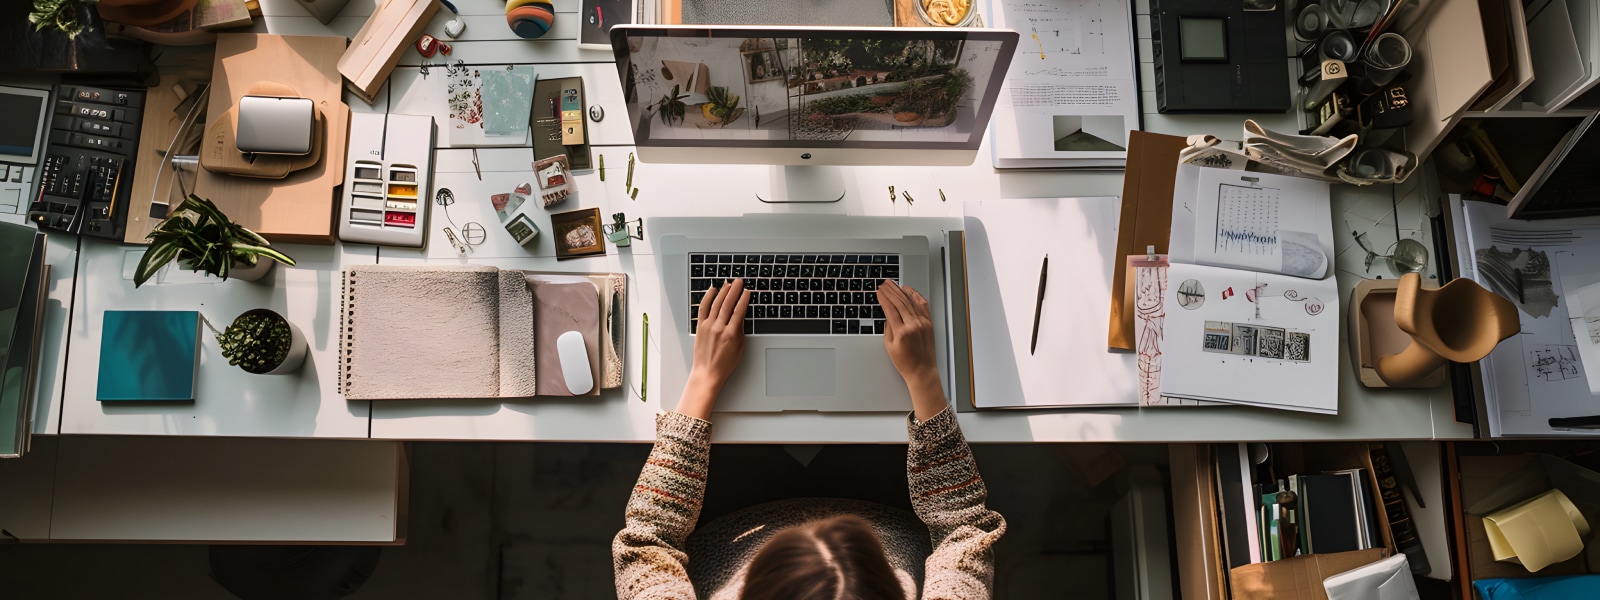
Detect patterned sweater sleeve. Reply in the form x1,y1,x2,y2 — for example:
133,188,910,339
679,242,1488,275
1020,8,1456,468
612,412,712,600
907,407,1007,600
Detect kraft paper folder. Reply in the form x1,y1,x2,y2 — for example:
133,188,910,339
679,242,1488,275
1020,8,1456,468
1107,131,1187,351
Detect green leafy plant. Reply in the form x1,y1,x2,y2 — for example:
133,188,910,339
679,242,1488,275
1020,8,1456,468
30,0,95,39
133,194,296,288
705,86,741,121
651,84,687,126
216,310,293,374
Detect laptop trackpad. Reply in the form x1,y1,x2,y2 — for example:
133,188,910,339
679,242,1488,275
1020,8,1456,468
766,349,836,397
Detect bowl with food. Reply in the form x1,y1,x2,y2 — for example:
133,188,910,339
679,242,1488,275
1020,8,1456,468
916,0,977,27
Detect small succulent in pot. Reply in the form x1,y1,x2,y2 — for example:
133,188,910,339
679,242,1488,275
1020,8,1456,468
216,309,305,374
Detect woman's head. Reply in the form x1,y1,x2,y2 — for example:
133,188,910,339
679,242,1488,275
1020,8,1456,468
739,515,905,600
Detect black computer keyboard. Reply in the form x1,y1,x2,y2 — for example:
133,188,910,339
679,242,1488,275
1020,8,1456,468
28,84,143,239
688,252,901,335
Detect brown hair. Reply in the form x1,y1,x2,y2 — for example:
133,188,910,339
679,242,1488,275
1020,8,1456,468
739,515,905,600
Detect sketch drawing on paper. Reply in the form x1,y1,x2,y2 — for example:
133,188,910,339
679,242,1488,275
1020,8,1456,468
1285,332,1310,361
1476,246,1557,318
1214,183,1279,256
1010,0,1108,62
1588,314,1600,344
1530,345,1582,381
1177,279,1205,309
1133,263,1166,404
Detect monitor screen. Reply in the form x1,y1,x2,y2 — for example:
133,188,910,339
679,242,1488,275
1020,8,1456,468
0,87,48,163
613,26,1017,156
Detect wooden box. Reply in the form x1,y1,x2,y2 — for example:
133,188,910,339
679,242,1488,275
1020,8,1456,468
338,0,440,104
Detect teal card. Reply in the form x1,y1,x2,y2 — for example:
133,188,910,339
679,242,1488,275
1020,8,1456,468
96,311,200,402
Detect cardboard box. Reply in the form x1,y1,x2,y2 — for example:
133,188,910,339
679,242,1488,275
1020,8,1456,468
338,0,439,104
194,33,349,244
1229,549,1389,600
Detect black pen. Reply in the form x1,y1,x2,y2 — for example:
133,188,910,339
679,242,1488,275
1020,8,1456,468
1030,255,1048,355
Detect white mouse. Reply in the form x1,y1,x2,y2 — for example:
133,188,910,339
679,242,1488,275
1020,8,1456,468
557,331,593,395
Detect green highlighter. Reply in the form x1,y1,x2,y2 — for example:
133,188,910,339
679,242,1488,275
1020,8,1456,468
640,313,649,402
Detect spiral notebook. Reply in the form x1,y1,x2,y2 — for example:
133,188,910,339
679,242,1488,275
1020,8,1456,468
340,265,625,400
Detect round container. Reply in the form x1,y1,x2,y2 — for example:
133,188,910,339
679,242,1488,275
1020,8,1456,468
1294,4,1328,43
915,0,978,27
1318,29,1359,63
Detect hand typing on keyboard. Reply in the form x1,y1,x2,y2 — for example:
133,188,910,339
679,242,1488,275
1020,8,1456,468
677,278,752,421
879,280,948,421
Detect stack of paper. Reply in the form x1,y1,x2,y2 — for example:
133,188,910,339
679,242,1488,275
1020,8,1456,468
988,0,1141,169
1450,194,1600,436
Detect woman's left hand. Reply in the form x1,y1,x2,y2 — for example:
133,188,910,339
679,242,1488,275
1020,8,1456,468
679,278,751,419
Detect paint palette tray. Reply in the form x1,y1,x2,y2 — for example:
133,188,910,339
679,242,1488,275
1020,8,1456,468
339,113,435,247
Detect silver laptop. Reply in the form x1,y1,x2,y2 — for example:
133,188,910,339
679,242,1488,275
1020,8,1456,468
656,216,936,413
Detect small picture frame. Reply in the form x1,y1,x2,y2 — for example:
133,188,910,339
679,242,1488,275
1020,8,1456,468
551,207,606,259
744,49,782,83
533,154,575,207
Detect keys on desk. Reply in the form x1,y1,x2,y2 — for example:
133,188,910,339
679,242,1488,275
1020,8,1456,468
688,253,899,335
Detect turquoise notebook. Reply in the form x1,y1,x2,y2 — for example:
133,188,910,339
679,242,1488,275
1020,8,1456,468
97,311,201,402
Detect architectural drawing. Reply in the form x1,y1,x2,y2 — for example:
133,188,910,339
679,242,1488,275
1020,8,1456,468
1530,345,1582,381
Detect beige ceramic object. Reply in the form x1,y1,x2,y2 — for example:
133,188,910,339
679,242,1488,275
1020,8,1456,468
1372,273,1520,386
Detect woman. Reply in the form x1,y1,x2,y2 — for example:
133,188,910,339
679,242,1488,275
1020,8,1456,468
613,278,1006,599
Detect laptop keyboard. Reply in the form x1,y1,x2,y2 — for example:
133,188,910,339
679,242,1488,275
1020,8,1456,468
689,252,900,335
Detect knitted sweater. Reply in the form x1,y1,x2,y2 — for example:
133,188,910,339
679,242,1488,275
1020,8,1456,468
612,408,1007,600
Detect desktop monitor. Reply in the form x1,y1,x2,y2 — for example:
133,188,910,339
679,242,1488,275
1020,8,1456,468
611,25,1018,202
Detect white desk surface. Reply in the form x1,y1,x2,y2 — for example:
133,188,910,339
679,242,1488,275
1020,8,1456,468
28,0,1475,442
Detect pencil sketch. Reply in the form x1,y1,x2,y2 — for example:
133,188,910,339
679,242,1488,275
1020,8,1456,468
1476,246,1557,318
1133,263,1166,405
1588,315,1600,344
1529,345,1582,382
1176,278,1205,309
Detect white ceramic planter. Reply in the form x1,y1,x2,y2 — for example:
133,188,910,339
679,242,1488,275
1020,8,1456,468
233,309,307,375
264,320,309,375
228,259,275,282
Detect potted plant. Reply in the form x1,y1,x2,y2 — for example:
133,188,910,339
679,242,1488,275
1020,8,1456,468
216,309,307,375
700,86,741,125
133,194,296,288
29,0,96,38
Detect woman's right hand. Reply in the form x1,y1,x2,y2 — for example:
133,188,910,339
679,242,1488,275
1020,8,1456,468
878,280,946,419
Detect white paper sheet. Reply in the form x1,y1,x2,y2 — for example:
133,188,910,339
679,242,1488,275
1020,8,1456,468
989,0,1141,167
963,196,1140,408
1159,263,1340,414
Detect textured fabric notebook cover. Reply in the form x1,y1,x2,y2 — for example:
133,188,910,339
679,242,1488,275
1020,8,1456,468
530,276,600,396
343,266,509,400
97,311,200,401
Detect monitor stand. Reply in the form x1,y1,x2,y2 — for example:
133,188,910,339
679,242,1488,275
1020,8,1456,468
757,165,845,203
